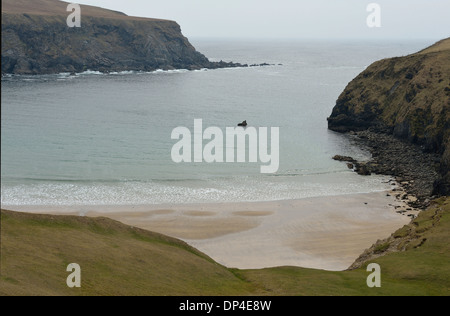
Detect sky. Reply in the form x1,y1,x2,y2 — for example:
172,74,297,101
73,0,450,40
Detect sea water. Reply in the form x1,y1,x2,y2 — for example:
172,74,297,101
0,39,432,206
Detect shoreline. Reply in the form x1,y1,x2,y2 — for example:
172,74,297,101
1,62,275,78
353,129,441,205
327,129,445,269
3,189,415,271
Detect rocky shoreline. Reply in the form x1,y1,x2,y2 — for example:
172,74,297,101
334,128,441,210
327,38,450,199
332,129,445,270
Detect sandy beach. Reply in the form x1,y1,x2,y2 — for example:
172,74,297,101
5,190,415,271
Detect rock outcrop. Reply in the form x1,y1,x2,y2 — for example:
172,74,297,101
328,38,450,196
1,0,242,74
349,196,449,270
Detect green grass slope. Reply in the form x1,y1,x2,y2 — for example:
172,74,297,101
328,38,450,152
0,210,257,296
239,197,450,296
1,199,449,296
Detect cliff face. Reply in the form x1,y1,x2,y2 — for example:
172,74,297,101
328,38,450,196
1,0,226,74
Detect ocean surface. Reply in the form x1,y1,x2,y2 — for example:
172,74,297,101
1,39,433,206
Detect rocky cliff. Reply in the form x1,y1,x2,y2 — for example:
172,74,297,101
328,38,450,196
1,0,239,74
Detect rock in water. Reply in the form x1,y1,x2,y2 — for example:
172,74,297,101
332,155,356,163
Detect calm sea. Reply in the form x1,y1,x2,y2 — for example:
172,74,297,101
1,39,432,206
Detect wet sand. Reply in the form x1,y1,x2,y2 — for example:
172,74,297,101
5,191,414,271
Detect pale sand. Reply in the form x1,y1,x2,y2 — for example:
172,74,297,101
5,191,414,271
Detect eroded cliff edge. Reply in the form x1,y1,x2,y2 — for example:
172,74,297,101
328,38,450,197
1,0,240,75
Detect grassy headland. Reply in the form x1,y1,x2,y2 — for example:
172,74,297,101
328,38,450,197
2,0,244,74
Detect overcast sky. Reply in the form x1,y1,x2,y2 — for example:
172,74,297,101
73,0,450,40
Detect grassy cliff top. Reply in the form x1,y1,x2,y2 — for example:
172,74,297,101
2,0,168,21
417,37,450,55
329,38,450,153
1,0,212,75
